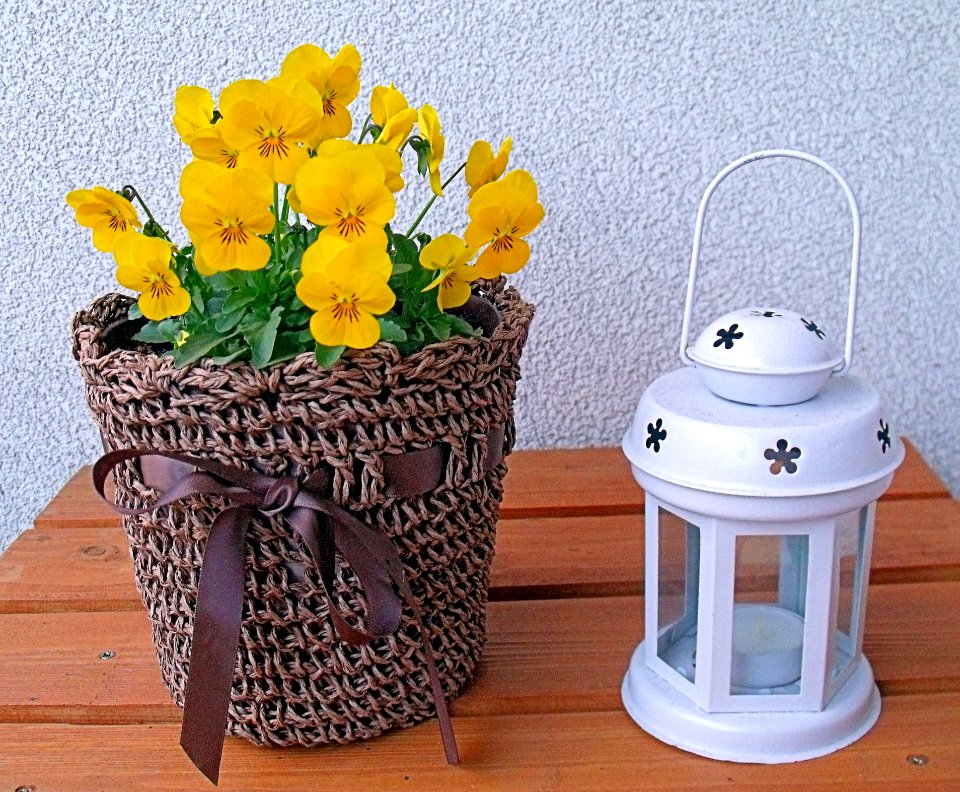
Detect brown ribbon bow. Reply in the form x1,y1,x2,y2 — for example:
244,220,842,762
93,433,505,784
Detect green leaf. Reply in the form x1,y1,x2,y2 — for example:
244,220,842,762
127,303,143,320
315,343,346,368
391,260,412,276
132,321,172,345
392,233,420,265
171,326,235,368
209,349,246,365
245,307,283,368
207,270,248,291
425,314,452,342
205,296,225,315
377,316,407,343
444,314,482,338
223,291,255,314
267,330,313,365
214,308,247,334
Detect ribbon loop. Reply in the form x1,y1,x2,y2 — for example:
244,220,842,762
259,476,300,516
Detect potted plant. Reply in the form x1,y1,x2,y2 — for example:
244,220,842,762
68,42,540,785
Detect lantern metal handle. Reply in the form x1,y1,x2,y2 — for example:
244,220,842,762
679,149,861,375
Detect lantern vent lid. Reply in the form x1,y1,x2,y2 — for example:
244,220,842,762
622,367,904,500
687,307,844,405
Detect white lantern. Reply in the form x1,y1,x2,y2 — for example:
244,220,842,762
621,150,905,763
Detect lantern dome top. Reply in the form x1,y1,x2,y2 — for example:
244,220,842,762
687,307,843,405
622,367,903,499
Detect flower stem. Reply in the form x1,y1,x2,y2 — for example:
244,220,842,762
357,113,374,143
281,185,291,226
121,185,171,241
404,162,466,237
272,182,281,268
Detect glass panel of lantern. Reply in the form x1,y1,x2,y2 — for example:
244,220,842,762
655,506,700,684
831,505,873,692
730,534,808,696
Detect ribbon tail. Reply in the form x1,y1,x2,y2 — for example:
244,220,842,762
179,506,251,785
393,574,461,765
294,498,460,764
328,508,460,764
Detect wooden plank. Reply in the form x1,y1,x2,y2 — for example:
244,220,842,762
4,498,958,613
0,526,141,613
32,440,949,531
0,584,956,726
1,695,958,791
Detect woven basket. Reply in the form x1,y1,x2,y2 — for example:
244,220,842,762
71,280,534,748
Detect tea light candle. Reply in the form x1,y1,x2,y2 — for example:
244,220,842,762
730,604,804,689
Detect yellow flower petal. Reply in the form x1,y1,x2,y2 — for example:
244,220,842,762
280,44,360,143
295,152,395,242
218,79,273,113
464,205,510,247
139,280,191,321
437,274,472,311
218,87,319,184
475,236,530,278
327,241,393,284
512,200,545,237
297,234,395,350
199,231,272,272
308,307,381,348
113,234,190,320
179,158,225,199
173,85,215,144
189,128,243,170
67,186,142,252
417,104,444,196
420,234,477,271
180,167,275,271
299,235,351,276
465,137,512,196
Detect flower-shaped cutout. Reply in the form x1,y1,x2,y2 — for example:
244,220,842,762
801,318,826,339
764,439,801,475
646,418,667,453
877,420,891,453
713,324,744,349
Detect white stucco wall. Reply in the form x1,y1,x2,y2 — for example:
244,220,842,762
1,0,957,550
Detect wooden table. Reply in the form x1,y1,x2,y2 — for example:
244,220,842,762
1,442,958,790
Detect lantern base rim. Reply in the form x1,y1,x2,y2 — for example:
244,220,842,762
622,641,881,763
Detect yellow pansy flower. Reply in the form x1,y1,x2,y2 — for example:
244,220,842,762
419,234,478,311
189,125,243,170
280,43,361,144
314,138,404,193
113,233,190,321
66,187,142,252
173,85,215,145
217,80,320,184
417,104,445,196
296,236,395,349
465,137,512,197
464,169,544,277
370,85,417,150
293,146,395,247
180,166,275,271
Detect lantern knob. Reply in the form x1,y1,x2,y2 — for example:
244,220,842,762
688,307,844,405
678,150,862,405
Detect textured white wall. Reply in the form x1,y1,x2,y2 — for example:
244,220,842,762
1,0,957,550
